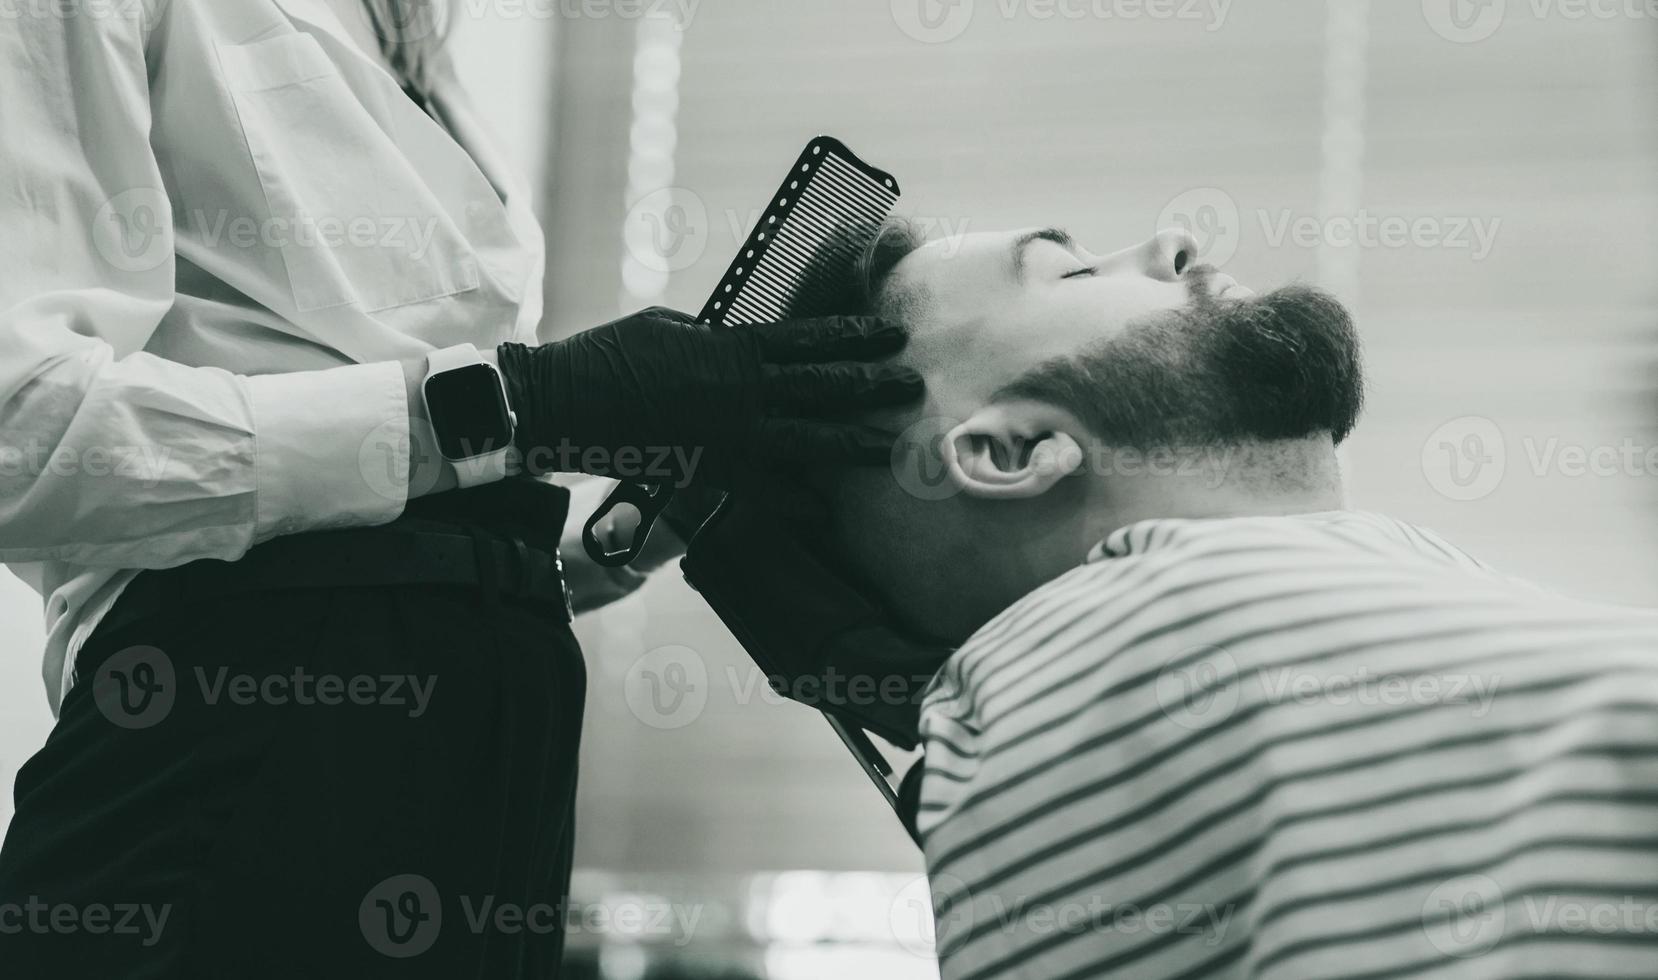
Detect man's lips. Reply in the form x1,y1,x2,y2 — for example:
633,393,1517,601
1209,273,1255,300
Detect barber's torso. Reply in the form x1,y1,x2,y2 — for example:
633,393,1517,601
12,0,545,710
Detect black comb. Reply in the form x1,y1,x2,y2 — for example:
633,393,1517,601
582,136,902,567
699,136,899,326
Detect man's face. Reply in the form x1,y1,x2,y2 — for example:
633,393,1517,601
880,227,1246,420
820,226,1358,644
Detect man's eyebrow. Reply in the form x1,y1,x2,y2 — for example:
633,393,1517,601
1011,227,1077,283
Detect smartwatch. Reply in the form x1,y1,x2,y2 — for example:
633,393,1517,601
421,343,516,488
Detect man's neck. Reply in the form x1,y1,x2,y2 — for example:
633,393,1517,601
1093,435,1347,532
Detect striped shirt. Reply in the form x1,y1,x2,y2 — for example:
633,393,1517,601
916,511,1658,980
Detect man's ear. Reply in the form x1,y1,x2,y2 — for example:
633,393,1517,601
940,400,1086,499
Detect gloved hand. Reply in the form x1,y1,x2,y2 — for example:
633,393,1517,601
497,307,922,488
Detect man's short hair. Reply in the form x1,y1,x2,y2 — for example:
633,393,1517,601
785,218,929,321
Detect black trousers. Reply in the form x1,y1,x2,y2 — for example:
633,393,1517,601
0,485,586,979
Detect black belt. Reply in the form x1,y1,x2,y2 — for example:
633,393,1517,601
100,481,574,639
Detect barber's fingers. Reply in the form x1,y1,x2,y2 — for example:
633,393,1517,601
743,316,909,364
753,418,896,467
762,362,924,415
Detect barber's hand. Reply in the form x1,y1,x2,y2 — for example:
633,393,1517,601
497,307,922,488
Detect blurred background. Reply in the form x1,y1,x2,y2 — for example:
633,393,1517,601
4,1,1657,976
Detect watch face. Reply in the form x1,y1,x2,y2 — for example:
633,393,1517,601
425,364,512,460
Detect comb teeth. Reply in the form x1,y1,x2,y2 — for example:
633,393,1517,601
700,138,900,326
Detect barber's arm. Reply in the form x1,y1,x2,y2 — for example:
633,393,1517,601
0,10,425,569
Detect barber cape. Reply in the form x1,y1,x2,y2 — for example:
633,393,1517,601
916,511,1658,980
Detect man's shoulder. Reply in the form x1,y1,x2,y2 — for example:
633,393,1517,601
926,511,1512,724
1091,510,1490,570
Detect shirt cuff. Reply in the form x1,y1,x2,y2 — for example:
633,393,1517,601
246,361,409,543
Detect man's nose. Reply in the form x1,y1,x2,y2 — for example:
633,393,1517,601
1092,228,1201,282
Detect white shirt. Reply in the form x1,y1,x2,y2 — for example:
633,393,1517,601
0,0,547,712
918,512,1658,979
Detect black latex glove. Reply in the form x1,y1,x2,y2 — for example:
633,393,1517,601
497,307,922,488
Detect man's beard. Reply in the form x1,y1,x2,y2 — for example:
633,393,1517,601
1007,277,1364,449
